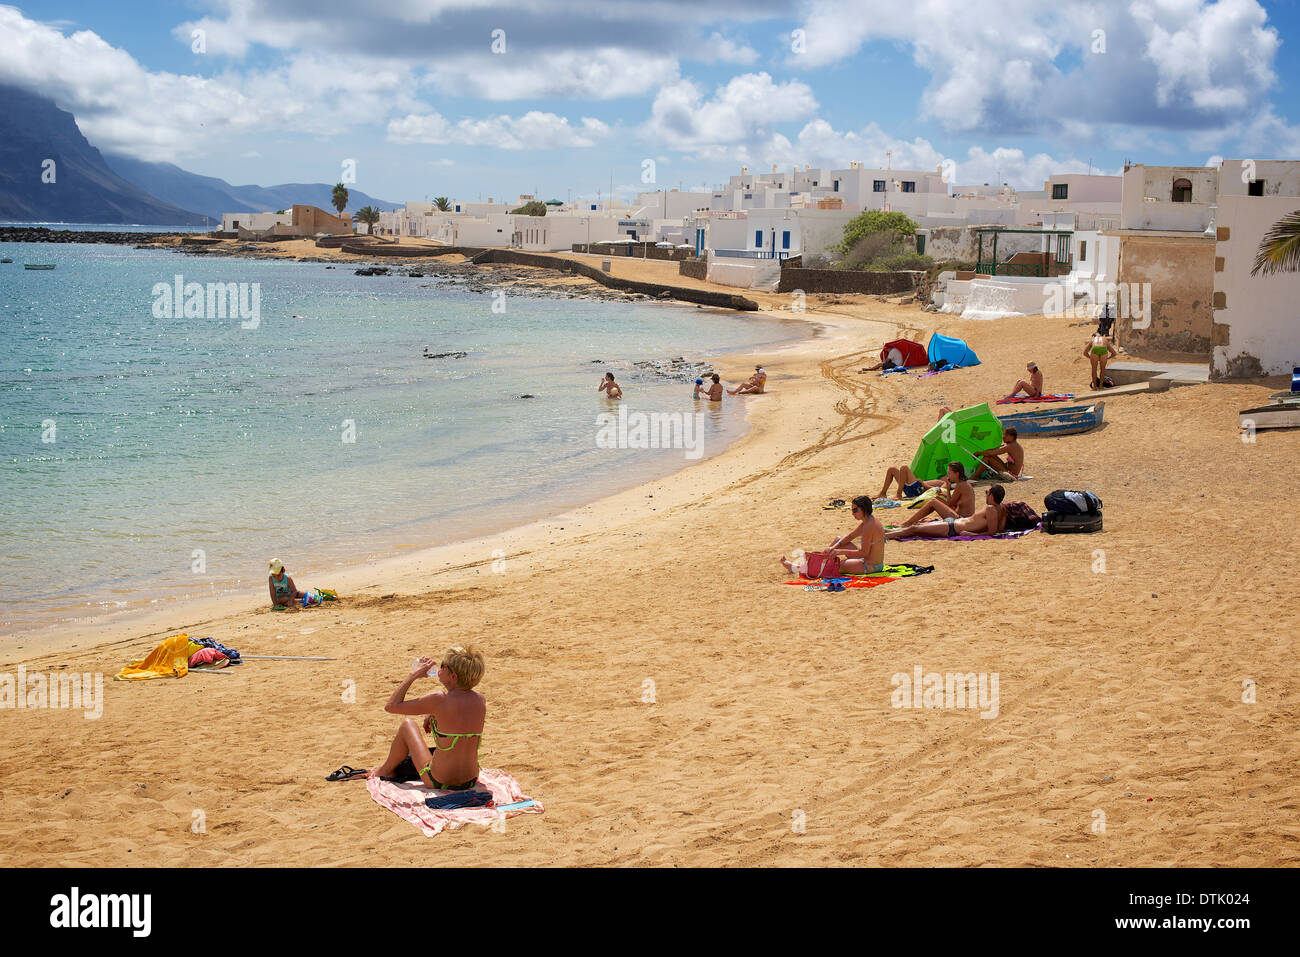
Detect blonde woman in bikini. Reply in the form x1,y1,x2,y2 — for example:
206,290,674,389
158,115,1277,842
365,646,487,790
1085,333,1117,390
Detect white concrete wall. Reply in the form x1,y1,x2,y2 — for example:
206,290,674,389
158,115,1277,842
1121,165,1219,231
706,256,782,290
222,211,291,231
1218,159,1300,198
1042,174,1123,203
1212,193,1300,377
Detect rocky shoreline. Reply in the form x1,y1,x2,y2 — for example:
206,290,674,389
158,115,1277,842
0,226,186,245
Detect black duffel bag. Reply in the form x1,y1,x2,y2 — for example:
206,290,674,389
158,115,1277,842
1044,489,1102,515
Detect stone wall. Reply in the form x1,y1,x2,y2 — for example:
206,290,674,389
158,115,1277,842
1116,233,1215,355
678,258,707,280
776,268,921,295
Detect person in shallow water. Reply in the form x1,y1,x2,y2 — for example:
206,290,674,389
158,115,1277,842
268,558,305,608
367,646,487,791
694,373,723,401
598,372,623,399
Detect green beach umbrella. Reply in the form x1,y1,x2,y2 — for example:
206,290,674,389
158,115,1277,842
909,403,1004,481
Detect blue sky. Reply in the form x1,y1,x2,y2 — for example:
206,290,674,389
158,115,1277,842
3,0,1300,205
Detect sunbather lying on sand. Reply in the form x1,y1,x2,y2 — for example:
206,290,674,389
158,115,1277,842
366,646,487,791
877,463,947,500
268,558,305,608
893,462,975,528
975,427,1024,479
781,495,884,575
1003,362,1043,400
886,485,1007,539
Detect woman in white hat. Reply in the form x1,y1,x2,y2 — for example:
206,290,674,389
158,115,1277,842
268,558,305,608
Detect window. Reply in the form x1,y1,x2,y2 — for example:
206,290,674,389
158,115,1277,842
1052,183,1069,200
873,180,886,192
833,179,840,192
755,230,764,248
782,230,791,250
744,193,753,199
1079,240,1088,261
1248,180,1265,196
901,181,916,193
1172,178,1193,203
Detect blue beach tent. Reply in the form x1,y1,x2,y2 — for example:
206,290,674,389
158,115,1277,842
927,333,980,368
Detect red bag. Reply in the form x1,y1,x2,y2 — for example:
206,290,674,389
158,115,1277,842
805,552,842,578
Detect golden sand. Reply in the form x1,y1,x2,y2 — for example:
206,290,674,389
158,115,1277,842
1,274,1296,866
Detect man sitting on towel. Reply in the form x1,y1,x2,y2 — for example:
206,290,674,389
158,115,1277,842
886,485,1007,539
974,427,1025,480
892,462,976,530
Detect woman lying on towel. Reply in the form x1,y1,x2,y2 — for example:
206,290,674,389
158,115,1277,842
885,485,1007,539
366,646,487,791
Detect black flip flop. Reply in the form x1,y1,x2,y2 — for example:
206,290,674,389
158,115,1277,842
326,765,367,782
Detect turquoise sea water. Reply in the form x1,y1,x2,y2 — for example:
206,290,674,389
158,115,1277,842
0,242,801,636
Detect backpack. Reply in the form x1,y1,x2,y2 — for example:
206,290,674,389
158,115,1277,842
1043,512,1103,534
1003,501,1040,531
1044,489,1102,515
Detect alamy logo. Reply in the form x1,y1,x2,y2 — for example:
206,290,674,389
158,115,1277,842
0,666,103,719
151,274,261,328
595,406,705,460
891,666,999,719
1043,281,1151,329
49,887,151,937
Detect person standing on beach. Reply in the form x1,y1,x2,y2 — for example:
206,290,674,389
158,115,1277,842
366,646,487,791
728,365,767,395
598,372,623,399
268,559,305,608
1085,334,1117,390
1003,362,1043,400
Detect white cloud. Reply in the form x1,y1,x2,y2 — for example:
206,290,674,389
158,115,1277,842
425,49,678,101
388,110,610,149
643,73,818,152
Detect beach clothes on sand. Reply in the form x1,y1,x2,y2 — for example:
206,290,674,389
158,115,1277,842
366,768,543,837
114,633,194,680
888,526,1040,542
995,394,1074,404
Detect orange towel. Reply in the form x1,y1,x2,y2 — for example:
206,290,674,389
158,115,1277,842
114,633,193,681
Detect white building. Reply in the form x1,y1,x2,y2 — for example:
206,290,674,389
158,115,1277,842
1210,159,1300,378
221,210,292,233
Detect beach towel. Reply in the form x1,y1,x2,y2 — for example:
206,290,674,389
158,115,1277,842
114,633,193,681
906,488,942,508
995,394,1074,404
889,526,1040,542
366,768,544,837
784,563,933,585
871,498,903,508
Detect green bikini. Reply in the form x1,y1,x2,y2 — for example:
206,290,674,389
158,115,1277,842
417,717,483,790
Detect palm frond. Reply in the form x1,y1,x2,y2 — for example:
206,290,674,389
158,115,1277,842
1251,209,1300,276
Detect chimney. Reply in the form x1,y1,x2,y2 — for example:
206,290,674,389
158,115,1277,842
772,164,779,173
741,166,749,175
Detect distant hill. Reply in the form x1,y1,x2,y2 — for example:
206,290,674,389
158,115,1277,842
104,155,403,222
0,85,213,226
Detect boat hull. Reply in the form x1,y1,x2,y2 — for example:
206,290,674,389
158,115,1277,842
1241,404,1300,431
995,402,1105,436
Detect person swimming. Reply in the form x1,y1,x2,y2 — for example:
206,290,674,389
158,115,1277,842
598,372,623,400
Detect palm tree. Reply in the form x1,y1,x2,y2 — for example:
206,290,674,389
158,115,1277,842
331,183,349,216
433,196,451,211
1251,209,1300,276
355,206,380,234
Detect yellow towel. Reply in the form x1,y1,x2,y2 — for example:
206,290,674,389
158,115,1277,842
114,633,192,681
906,487,942,509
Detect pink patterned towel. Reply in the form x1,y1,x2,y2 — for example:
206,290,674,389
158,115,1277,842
366,768,544,837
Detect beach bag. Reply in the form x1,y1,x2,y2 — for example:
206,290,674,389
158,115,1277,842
1004,502,1041,531
1044,489,1102,515
1043,512,1103,534
804,552,842,579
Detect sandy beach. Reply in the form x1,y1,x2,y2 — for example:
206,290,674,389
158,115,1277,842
1,254,1297,867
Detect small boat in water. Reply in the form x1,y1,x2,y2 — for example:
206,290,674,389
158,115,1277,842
24,263,56,270
996,402,1105,437
0,257,13,263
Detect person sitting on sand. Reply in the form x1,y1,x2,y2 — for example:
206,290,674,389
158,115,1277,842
1085,333,1118,390
366,646,487,791
1004,362,1043,400
268,558,305,608
893,462,976,529
598,372,623,400
694,373,723,402
885,485,1007,539
974,427,1025,479
780,495,884,575
728,365,767,395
